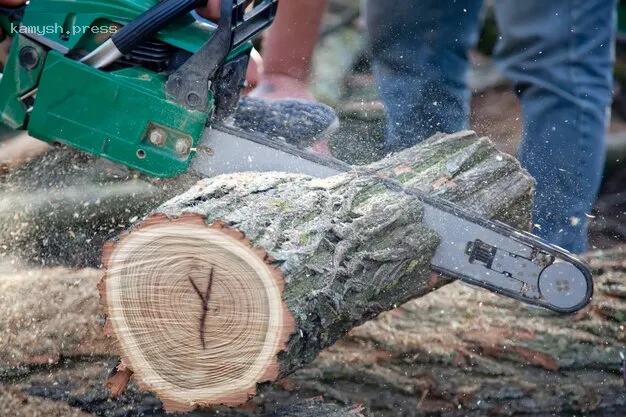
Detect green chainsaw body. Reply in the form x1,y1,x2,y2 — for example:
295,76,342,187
0,0,255,177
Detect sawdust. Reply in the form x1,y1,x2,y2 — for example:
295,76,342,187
0,130,50,171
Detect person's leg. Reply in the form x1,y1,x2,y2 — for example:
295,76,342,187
493,0,616,253
250,0,328,100
365,0,484,151
199,0,327,100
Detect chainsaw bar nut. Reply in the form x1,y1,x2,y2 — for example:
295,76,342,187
148,128,167,146
175,138,192,156
19,47,39,70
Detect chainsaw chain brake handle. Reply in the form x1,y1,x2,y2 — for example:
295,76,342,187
165,0,279,112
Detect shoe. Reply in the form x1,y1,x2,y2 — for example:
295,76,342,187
232,96,340,149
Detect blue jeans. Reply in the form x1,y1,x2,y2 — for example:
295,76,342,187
365,0,616,253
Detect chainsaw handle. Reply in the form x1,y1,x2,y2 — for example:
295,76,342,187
231,0,280,49
111,0,208,55
165,0,278,111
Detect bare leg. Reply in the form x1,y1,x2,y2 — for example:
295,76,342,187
250,0,328,100
252,0,333,154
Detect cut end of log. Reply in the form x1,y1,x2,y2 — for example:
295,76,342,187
100,214,295,412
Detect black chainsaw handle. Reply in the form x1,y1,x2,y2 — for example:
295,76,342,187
165,0,279,111
111,0,208,55
231,0,279,49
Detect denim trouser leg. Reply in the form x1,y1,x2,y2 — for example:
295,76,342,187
366,0,616,253
493,0,616,253
365,0,484,151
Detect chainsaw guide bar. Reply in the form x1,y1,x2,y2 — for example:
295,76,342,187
195,124,593,314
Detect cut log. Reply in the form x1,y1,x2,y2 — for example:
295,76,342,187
101,214,296,411
99,131,535,411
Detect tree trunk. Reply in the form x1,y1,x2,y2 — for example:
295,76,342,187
98,131,535,411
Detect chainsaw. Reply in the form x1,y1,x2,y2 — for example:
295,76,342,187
0,0,593,313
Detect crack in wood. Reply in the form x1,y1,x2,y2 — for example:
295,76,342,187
188,267,214,350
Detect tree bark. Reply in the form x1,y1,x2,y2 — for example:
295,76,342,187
98,131,535,411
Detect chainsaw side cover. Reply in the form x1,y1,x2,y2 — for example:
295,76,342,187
29,51,208,177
